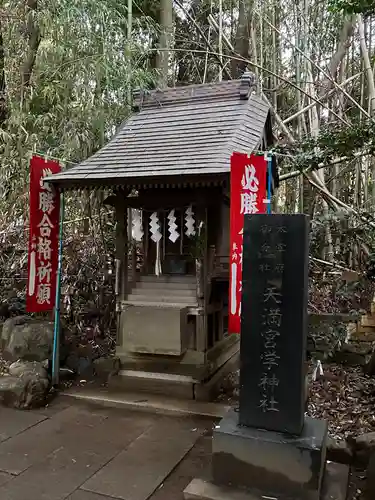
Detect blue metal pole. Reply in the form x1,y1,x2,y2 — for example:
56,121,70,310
267,155,272,215
52,190,64,386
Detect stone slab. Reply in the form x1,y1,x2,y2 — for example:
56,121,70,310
184,461,348,500
0,412,151,500
240,214,309,435
82,418,202,500
0,406,107,475
0,407,46,443
68,492,116,500
0,472,13,487
184,478,258,500
357,326,375,336
61,387,229,420
361,315,375,328
212,409,327,500
150,434,212,500
353,332,375,342
321,462,349,500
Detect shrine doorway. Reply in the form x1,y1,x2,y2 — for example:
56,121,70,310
142,208,197,276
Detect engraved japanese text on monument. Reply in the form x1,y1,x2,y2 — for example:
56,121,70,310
257,224,287,413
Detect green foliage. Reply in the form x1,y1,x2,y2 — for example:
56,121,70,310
276,118,375,173
0,0,158,213
328,0,375,15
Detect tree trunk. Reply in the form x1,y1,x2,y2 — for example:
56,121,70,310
20,0,41,105
231,0,252,78
319,17,354,95
0,20,7,127
157,0,173,88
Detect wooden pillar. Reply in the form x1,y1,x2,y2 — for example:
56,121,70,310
195,205,208,353
115,197,128,345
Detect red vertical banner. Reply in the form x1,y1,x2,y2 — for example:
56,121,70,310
26,155,61,313
229,153,267,334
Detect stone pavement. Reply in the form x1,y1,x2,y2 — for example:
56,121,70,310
0,398,213,500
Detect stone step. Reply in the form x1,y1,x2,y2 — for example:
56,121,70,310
361,315,375,328
108,370,196,400
122,300,196,308
357,325,375,335
61,387,228,420
127,294,197,305
136,281,196,291
132,287,196,297
139,275,196,284
352,330,375,342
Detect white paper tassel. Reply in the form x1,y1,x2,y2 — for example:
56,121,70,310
149,212,162,243
185,206,196,237
132,209,143,242
150,212,162,276
167,209,179,243
312,360,324,382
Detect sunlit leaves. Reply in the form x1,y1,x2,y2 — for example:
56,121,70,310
328,0,375,15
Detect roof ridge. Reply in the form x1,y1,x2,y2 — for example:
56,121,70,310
43,74,270,188
132,73,257,111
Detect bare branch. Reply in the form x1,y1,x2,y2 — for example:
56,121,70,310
280,151,371,182
283,73,361,125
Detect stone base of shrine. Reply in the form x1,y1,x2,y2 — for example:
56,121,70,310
112,336,239,401
184,461,349,500
210,409,328,500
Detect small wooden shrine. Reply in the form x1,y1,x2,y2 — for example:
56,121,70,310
47,73,279,400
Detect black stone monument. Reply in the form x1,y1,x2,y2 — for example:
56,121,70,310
211,214,328,500
239,213,308,434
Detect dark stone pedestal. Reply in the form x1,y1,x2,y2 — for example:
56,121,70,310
184,462,349,500
212,409,328,500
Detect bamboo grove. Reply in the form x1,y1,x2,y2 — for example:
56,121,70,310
1,0,375,296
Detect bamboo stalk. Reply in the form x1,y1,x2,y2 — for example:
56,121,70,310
257,11,370,119
358,14,375,116
218,0,223,82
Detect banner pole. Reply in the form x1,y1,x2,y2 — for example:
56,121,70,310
52,189,64,386
267,153,272,215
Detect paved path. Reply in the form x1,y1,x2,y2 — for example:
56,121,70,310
0,399,213,500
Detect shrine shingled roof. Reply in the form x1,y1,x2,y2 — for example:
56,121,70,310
46,73,271,189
